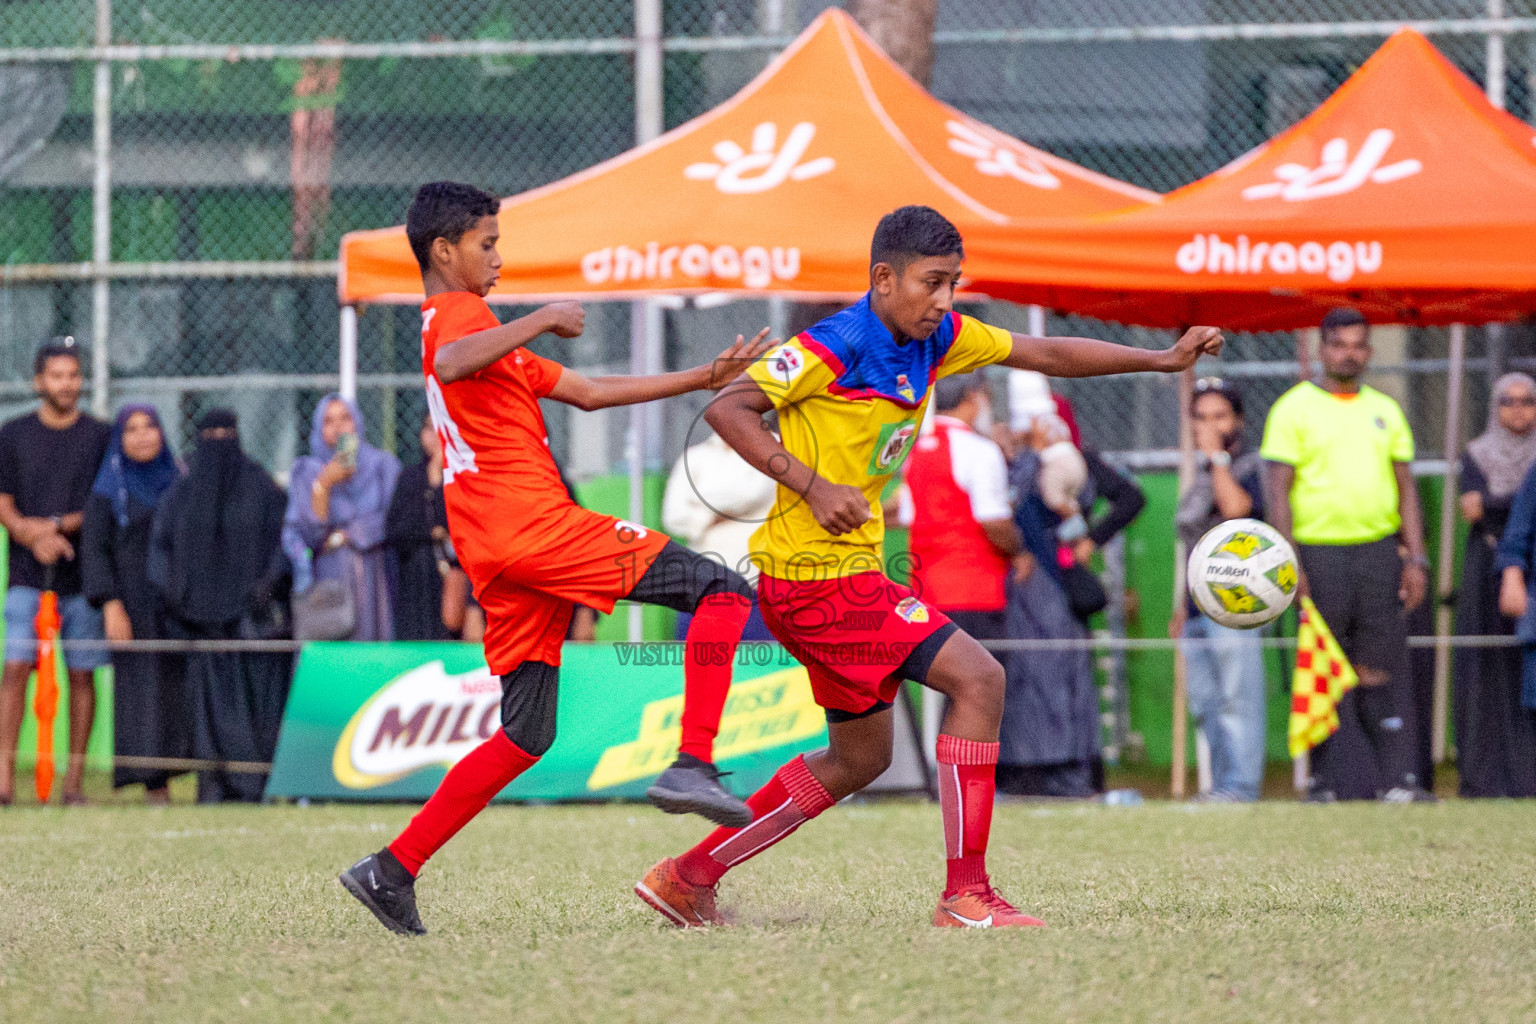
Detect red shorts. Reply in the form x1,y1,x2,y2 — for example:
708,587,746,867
756,572,952,715
473,506,669,674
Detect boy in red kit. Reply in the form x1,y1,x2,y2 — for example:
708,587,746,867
636,206,1223,929
341,182,770,936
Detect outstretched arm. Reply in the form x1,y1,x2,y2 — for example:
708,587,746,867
434,301,586,384
1002,326,1223,377
547,329,772,411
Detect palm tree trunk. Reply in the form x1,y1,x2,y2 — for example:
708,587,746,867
847,0,939,86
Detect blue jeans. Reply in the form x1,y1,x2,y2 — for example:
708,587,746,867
4,586,109,670
1182,614,1266,801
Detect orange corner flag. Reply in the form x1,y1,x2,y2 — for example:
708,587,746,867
32,588,61,802
1288,596,1359,757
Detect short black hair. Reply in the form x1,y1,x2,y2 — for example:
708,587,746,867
34,336,81,376
934,372,987,413
1192,376,1244,419
1320,307,1369,341
870,205,964,272
405,182,500,274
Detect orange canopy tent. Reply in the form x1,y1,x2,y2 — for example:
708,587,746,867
967,29,1536,331
336,9,1154,306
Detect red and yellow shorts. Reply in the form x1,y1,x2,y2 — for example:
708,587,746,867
757,571,952,716
473,507,669,675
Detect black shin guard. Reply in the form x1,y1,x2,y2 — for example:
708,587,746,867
500,661,560,756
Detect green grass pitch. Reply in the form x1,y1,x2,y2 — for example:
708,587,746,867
3,796,1535,1023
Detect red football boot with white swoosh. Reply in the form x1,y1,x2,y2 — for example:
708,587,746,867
933,884,1045,928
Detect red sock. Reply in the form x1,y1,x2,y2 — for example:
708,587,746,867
388,730,538,875
936,734,999,896
679,592,751,762
675,754,833,886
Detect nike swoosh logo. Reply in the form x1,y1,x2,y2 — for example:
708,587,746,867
945,909,993,928
369,870,380,891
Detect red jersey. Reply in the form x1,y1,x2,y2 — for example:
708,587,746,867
420,291,577,582
420,291,670,673
905,418,1011,612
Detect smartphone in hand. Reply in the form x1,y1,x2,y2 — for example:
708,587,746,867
336,432,359,469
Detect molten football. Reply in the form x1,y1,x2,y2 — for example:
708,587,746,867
1186,518,1298,629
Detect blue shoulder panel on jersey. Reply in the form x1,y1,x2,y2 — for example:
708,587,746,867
800,296,959,409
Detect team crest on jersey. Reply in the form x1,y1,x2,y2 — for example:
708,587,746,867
614,519,649,542
895,373,915,404
893,597,929,624
765,344,804,385
867,420,918,476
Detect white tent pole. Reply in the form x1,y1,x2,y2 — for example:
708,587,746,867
89,0,112,418
1487,0,1507,110
1027,304,1045,337
339,305,358,401
1431,322,1466,766
635,0,662,142
629,0,664,643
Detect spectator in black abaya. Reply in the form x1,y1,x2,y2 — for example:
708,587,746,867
1458,373,1536,797
147,410,291,803
82,405,186,804
995,374,1146,798
385,415,452,641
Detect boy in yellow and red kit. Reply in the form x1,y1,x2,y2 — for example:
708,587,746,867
637,206,1224,929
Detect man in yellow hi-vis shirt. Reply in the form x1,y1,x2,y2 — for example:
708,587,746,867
1263,307,1434,803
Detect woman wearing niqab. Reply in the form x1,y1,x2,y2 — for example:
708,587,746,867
148,409,291,803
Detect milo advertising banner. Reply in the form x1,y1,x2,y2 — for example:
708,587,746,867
267,642,829,801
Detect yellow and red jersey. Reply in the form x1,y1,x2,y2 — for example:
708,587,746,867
744,295,1013,581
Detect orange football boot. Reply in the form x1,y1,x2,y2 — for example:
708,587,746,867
635,857,725,928
933,884,1045,928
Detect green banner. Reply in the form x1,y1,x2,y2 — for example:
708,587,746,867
266,642,829,801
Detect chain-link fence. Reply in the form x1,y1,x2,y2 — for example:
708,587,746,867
2,1,1533,472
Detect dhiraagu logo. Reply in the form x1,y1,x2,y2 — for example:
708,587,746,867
867,419,918,476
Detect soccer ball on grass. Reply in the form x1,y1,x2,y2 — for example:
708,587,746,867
1186,518,1298,629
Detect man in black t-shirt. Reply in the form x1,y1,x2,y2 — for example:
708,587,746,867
0,339,112,805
